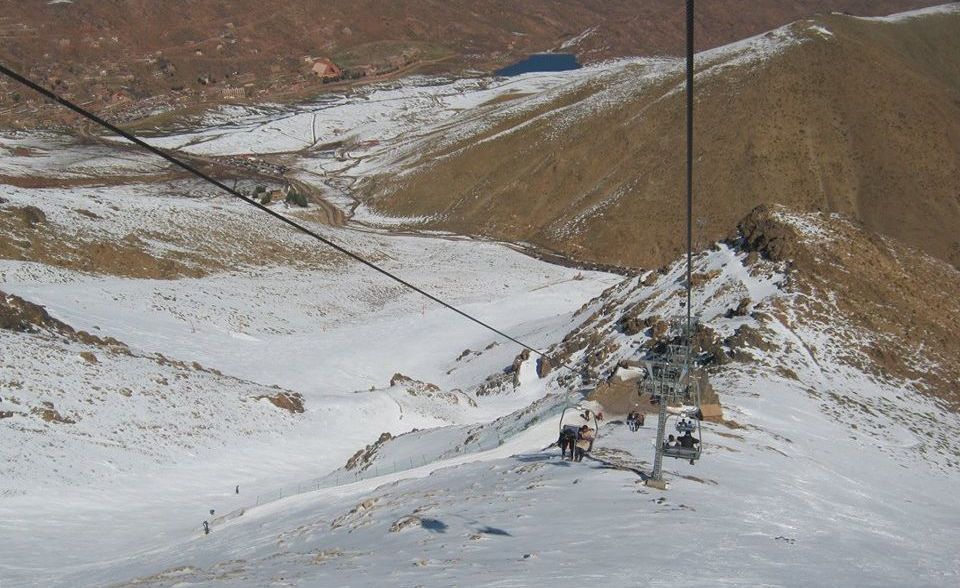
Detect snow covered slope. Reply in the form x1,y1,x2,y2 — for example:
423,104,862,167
4,193,957,586
0,158,619,585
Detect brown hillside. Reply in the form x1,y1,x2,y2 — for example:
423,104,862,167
0,0,937,126
368,8,960,270
738,206,960,405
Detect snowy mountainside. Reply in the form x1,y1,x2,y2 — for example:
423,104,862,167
535,205,960,467
0,159,619,585
3,190,960,585
68,356,960,587
0,291,302,489
56,207,960,588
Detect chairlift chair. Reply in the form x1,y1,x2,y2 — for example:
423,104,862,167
663,413,702,464
559,404,600,451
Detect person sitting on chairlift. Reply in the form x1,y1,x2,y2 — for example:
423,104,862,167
664,434,678,449
559,425,578,460
574,425,594,462
678,431,699,449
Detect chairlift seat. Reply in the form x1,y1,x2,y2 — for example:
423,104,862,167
663,446,700,461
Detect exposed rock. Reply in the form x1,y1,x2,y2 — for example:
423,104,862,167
80,351,98,364
0,291,130,354
725,325,776,360
510,349,530,386
389,515,421,533
256,391,305,413
345,432,393,471
32,404,76,424
724,298,752,318
0,291,59,333
737,205,806,265
536,355,552,378
390,372,439,392
693,325,731,366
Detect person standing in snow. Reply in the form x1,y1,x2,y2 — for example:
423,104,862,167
574,425,594,462
202,520,210,535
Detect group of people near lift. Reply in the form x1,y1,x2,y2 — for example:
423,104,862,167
626,410,645,431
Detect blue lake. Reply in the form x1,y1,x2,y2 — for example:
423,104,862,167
495,53,581,76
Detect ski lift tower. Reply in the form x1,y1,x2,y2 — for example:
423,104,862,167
643,319,699,489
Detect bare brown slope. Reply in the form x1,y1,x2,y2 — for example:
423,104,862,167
0,0,936,125
738,206,960,404
370,9,960,270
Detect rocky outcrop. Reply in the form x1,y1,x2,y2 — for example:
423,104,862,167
345,433,393,471
256,392,305,413
31,402,76,424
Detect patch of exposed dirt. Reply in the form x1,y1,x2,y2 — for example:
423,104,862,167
0,193,342,279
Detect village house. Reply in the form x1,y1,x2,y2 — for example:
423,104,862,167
310,58,342,81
